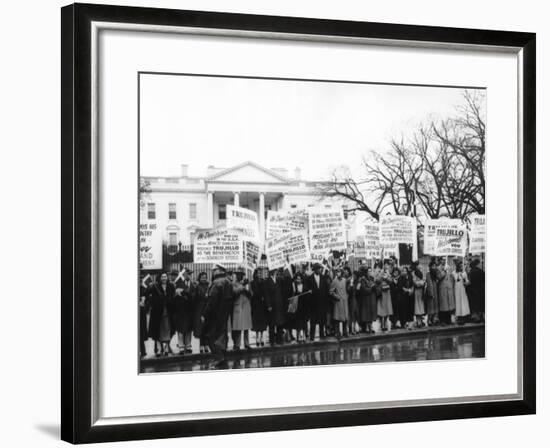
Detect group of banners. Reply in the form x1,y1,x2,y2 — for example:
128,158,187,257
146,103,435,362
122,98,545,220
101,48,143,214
193,205,348,270
140,202,486,271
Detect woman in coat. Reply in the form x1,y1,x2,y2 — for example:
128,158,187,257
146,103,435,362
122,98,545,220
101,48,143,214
250,269,268,347
412,268,426,327
231,268,253,350
357,266,378,334
425,260,439,326
148,272,176,356
192,272,210,354
397,267,414,330
452,261,471,325
437,261,456,325
377,266,394,331
330,268,349,338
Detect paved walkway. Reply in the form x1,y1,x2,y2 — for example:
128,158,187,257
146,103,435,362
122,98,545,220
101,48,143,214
141,322,485,367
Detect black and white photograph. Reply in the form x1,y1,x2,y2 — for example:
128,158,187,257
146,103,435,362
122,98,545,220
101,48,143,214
138,73,486,373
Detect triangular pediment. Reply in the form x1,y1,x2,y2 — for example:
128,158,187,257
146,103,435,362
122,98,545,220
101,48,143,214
207,161,289,183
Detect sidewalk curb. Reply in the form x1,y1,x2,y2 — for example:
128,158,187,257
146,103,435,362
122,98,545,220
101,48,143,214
140,322,485,367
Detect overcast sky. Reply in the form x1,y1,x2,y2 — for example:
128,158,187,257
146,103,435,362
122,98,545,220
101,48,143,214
140,73,483,180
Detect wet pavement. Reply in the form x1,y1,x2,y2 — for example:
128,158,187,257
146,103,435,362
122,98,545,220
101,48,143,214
141,326,485,373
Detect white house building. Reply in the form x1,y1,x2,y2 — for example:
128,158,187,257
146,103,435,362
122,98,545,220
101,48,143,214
140,161,357,250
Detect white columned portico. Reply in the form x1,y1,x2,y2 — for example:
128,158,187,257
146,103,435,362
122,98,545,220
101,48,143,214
207,191,214,228
259,192,265,242
233,191,240,207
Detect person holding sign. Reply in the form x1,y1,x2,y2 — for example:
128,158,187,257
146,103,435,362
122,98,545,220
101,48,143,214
330,268,349,339
452,261,471,325
290,272,310,343
397,267,414,330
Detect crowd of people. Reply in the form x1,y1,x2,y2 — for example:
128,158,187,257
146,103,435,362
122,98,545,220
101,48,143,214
139,257,485,366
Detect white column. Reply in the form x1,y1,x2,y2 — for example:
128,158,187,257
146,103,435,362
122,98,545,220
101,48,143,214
233,191,240,207
207,191,214,228
259,192,265,242
280,192,286,210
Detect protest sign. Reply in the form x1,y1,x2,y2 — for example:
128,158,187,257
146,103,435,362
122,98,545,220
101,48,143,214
226,205,260,241
423,219,468,257
380,215,416,245
364,223,381,258
354,237,368,259
193,228,244,263
469,214,486,254
139,222,162,270
308,208,347,257
265,231,310,270
244,240,261,271
381,242,399,259
266,209,308,238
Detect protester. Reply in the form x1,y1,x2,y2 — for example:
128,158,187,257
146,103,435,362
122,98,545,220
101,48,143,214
397,266,414,330
345,267,359,335
307,263,331,341
412,266,426,327
139,275,149,357
389,267,401,329
452,261,471,325
437,260,456,325
264,268,286,345
201,265,234,368
425,260,440,326
357,266,378,334
377,265,394,331
281,269,297,343
330,268,349,339
291,272,309,343
468,259,485,322
192,271,210,354
250,269,268,347
172,268,195,354
148,272,175,357
231,267,253,350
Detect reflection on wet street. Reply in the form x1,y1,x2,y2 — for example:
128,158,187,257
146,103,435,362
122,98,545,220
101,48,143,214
142,327,485,373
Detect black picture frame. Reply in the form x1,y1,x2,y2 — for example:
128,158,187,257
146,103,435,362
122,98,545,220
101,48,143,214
61,2,536,444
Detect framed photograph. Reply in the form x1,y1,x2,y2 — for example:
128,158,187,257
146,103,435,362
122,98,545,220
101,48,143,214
61,2,536,443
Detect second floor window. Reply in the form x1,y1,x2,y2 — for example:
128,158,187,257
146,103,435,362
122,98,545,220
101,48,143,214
147,203,156,220
189,203,197,220
168,203,177,220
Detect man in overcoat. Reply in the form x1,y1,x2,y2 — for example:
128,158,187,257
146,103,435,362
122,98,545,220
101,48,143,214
172,268,196,354
263,269,287,345
202,265,234,368
307,263,331,340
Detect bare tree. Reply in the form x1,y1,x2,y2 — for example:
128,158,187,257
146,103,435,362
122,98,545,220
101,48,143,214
319,89,486,221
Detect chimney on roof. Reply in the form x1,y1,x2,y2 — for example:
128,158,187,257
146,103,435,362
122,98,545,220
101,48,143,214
180,164,188,177
294,167,301,180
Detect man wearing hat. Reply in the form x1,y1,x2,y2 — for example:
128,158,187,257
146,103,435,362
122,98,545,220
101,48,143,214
264,268,287,345
173,267,196,354
202,265,235,368
306,262,331,341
